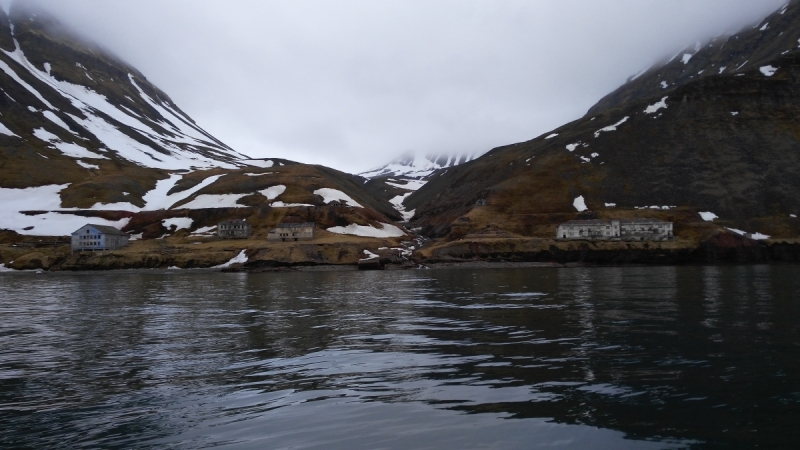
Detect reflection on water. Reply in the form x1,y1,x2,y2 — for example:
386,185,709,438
1,266,799,449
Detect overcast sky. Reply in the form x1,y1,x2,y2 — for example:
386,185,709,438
4,0,787,173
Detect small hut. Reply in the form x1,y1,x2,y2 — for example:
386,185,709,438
218,220,252,239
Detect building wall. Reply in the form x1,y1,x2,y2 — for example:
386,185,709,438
218,221,252,238
557,221,672,241
71,227,129,250
267,225,315,242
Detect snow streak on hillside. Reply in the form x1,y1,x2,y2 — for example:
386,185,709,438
0,23,251,170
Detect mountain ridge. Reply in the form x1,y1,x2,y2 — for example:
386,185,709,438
404,0,800,242
588,0,800,116
0,2,405,241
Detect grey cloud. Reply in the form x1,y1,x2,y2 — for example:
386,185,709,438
7,0,787,172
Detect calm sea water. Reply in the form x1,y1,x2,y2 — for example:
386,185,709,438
1,266,799,449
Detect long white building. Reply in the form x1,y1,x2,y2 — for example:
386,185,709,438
557,219,673,241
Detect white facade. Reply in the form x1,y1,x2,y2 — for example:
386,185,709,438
71,224,129,251
557,219,673,241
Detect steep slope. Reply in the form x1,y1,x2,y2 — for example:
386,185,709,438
589,1,800,116
406,0,800,241
359,150,481,221
0,4,251,179
0,2,404,239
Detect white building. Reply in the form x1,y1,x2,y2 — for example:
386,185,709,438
71,224,130,251
267,222,316,242
557,219,673,241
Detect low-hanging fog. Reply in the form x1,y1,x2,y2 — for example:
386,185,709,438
3,0,787,173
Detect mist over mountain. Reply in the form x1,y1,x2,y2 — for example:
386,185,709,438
1,0,799,248
0,2,402,239
405,0,800,241
589,1,800,116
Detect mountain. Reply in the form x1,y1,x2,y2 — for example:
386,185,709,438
358,151,481,221
359,151,481,179
0,2,403,240
405,0,800,242
589,2,800,116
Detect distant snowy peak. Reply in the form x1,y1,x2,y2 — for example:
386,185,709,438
0,4,251,171
588,0,800,116
359,151,481,179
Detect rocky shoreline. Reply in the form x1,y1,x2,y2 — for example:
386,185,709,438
0,242,800,274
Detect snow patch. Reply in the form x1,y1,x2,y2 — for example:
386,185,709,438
389,192,415,221
731,112,739,116
190,226,216,235
604,203,616,208
42,111,76,134
76,160,99,170
719,66,727,74
0,185,131,235
314,188,362,207
162,217,193,231
244,172,274,177
544,133,558,139
681,54,693,64
259,185,286,200
385,179,427,191
362,249,379,259
594,117,629,138
573,196,588,212
760,23,769,31
760,65,778,77
566,143,580,152
213,250,248,268
179,194,249,209
726,228,770,240
699,212,718,221
0,121,18,137
240,159,274,168
141,174,224,210
327,222,406,238
660,81,668,89
270,201,314,208
644,97,668,115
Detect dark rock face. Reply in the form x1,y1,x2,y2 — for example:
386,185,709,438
407,0,800,239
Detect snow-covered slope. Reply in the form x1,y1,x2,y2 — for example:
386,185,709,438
0,3,251,173
359,151,483,221
0,3,406,238
359,151,481,179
